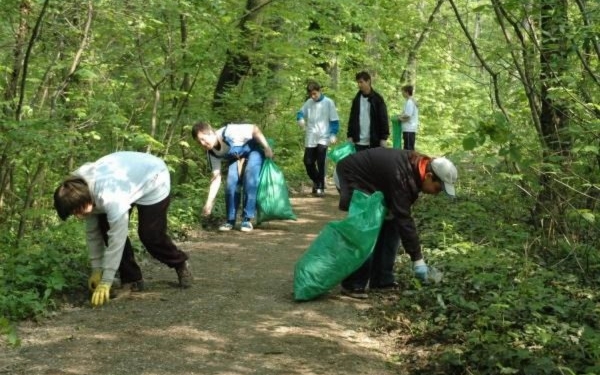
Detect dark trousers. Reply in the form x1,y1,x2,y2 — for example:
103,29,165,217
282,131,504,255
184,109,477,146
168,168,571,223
403,132,416,150
303,144,328,189
97,196,188,283
341,218,401,290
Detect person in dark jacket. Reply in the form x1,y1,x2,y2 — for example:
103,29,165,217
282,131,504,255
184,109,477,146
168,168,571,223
346,71,390,151
336,148,458,299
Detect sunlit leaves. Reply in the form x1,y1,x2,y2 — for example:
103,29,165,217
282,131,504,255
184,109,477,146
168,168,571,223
0,316,21,347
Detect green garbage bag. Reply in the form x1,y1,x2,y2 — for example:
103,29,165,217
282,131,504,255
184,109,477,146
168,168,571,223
293,191,386,301
256,158,297,225
327,142,356,163
391,117,402,149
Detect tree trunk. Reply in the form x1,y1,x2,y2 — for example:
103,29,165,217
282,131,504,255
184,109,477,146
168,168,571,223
539,0,570,156
3,0,31,116
212,0,271,108
534,0,573,236
16,162,45,243
399,0,444,86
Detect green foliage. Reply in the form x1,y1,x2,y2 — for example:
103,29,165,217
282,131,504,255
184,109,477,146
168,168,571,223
169,181,213,239
370,165,600,374
0,317,20,347
1,0,598,362
0,222,87,324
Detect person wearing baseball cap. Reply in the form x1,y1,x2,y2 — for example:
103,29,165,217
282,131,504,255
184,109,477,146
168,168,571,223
336,148,458,299
430,156,458,197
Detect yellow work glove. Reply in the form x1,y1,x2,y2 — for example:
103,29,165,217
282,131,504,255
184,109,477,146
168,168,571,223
88,269,102,291
91,282,111,307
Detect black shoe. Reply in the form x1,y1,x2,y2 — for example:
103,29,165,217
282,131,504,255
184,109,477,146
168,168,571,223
341,287,368,299
370,282,399,292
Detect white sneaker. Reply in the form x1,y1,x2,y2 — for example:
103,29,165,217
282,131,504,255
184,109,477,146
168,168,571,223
219,222,234,231
240,220,253,232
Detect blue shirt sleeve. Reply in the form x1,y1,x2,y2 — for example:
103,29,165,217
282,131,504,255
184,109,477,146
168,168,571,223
329,120,339,135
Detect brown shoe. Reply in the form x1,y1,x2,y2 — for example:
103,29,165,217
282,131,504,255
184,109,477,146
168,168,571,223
341,287,368,299
120,279,145,292
175,261,193,288
130,279,145,292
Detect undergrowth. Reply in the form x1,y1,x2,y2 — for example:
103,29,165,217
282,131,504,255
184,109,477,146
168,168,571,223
369,167,600,375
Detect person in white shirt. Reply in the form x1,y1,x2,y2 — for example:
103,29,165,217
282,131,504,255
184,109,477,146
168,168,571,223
398,85,419,150
296,81,340,197
53,151,192,307
192,121,274,232
347,71,390,151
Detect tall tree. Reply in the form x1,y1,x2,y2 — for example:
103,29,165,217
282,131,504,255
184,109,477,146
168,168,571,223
213,0,273,109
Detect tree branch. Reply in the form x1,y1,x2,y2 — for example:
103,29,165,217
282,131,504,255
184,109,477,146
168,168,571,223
50,1,94,113
16,0,50,121
491,0,542,138
447,0,509,121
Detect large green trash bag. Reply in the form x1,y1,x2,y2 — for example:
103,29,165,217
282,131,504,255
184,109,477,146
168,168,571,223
256,158,297,225
391,117,402,149
327,142,356,163
293,191,386,301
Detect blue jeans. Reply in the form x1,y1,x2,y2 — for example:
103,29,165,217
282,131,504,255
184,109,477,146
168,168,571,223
341,218,401,290
225,149,264,222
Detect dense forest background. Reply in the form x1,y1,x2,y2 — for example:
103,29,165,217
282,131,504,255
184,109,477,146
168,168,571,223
1,0,599,373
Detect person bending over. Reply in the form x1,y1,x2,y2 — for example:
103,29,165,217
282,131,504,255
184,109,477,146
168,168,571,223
336,148,457,299
192,121,274,232
53,151,193,307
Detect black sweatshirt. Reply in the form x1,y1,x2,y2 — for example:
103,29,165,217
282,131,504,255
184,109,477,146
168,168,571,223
337,148,422,258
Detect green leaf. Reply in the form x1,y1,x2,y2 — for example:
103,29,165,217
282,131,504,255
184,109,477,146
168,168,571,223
462,135,479,150
578,210,595,224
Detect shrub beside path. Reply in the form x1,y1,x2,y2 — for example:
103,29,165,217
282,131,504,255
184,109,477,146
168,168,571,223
0,192,404,375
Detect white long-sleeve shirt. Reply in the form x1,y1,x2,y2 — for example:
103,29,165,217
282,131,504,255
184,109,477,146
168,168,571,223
401,97,419,132
298,96,340,147
73,151,170,284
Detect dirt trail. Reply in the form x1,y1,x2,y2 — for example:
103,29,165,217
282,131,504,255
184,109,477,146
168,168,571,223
1,191,404,375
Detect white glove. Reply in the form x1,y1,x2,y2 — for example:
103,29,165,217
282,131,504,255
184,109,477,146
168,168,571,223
329,135,337,144
297,119,305,128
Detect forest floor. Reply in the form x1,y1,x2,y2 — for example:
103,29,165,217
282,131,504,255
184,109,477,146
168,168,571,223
0,186,417,375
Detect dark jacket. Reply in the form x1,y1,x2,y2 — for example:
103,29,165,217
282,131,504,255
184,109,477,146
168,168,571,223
347,90,390,148
337,148,422,256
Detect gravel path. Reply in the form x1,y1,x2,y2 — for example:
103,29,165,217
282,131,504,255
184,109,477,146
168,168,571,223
1,191,404,375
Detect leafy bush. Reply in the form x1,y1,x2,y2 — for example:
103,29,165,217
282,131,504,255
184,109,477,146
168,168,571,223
370,164,600,375
0,221,87,339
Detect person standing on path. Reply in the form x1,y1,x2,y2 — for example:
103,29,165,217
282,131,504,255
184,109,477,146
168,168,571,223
53,151,193,307
192,121,274,232
398,85,419,150
347,71,390,151
296,81,340,197
336,148,457,299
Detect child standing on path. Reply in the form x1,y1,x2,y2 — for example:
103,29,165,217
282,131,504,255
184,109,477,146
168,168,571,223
192,121,274,232
296,81,340,197
398,85,419,150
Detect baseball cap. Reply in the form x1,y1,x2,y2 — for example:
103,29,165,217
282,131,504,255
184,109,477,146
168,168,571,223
430,157,458,197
